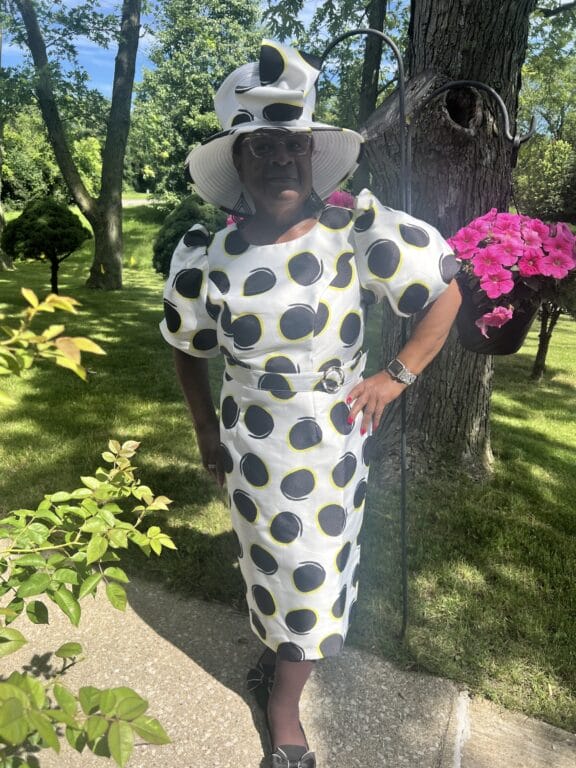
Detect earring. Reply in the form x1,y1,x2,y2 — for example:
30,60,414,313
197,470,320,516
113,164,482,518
231,190,254,222
308,188,325,214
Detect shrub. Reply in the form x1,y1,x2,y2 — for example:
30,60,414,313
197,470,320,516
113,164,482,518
514,136,576,221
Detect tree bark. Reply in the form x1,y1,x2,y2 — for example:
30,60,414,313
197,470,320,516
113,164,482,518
362,0,538,476
531,302,562,381
15,0,141,290
49,255,59,294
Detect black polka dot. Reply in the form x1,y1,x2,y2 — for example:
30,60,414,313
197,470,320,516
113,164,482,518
354,479,367,508
330,252,354,288
361,288,377,306
288,252,323,285
220,443,234,473
313,302,329,336
231,110,253,126
354,207,375,232
336,542,352,572
183,228,210,248
252,585,276,616
233,489,258,522
367,239,401,279
281,469,315,500
319,633,344,657
340,312,361,347
285,609,317,634
205,297,221,321
332,453,357,488
317,504,347,536
398,284,430,314
250,544,278,575
209,270,230,294
277,642,305,661
331,587,347,618
293,562,326,592
270,512,303,544
320,207,353,230
232,314,262,349
257,373,295,399
265,356,298,374
224,229,249,255
440,253,460,283
244,405,274,439
174,268,203,299
279,305,315,340
192,329,217,351
319,358,342,371
250,609,267,640
263,103,303,121
260,44,285,85
244,268,277,295
400,223,430,247
289,418,322,450
362,436,374,466
330,402,353,435
221,395,240,428
240,453,269,486
220,303,233,334
163,301,181,333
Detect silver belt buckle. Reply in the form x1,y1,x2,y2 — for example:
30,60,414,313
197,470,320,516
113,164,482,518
321,365,345,393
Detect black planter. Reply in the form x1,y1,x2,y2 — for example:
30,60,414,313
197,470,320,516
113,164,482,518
456,277,540,355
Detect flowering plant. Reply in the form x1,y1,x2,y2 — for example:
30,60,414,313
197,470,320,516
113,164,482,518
449,209,575,339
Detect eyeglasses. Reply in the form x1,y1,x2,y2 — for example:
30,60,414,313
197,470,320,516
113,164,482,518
243,133,312,160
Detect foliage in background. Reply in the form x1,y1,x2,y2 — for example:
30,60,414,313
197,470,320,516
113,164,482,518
514,136,576,222
1,200,92,294
152,194,226,277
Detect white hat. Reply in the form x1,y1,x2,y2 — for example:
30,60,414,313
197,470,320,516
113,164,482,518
187,40,364,213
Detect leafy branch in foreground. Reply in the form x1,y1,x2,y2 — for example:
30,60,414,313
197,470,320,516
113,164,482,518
0,288,105,405
0,440,175,766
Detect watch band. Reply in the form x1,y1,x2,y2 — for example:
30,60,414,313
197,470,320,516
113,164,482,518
386,358,418,385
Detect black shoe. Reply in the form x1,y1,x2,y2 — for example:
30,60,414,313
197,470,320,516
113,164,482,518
247,652,275,709
269,745,316,768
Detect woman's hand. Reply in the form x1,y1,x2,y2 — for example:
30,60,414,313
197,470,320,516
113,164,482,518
196,423,225,486
346,371,406,435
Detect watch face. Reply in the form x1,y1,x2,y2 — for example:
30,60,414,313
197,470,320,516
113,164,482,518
388,359,404,377
387,358,416,384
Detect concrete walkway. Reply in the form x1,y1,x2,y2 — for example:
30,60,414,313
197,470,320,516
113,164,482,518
3,579,575,767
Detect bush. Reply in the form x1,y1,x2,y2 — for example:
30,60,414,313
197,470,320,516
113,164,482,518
514,136,576,221
152,194,226,277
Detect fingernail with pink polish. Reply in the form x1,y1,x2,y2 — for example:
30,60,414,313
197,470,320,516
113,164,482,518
360,428,366,435
347,416,354,424
346,396,352,404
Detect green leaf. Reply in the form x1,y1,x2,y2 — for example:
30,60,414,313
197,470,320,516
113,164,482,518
20,674,46,708
16,572,51,598
113,689,148,721
66,723,88,752
51,586,81,626
78,572,103,599
55,642,83,659
14,554,46,568
21,287,39,307
103,567,129,583
81,475,101,490
54,684,77,717
26,600,49,624
50,491,72,503
78,686,101,716
108,720,134,767
102,451,116,463
81,517,108,534
105,582,127,611
19,521,50,545
149,539,162,555
130,715,171,745
99,688,117,715
52,567,79,585
0,698,28,746
108,528,129,548
0,628,27,658
5,598,24,625
86,534,108,565
27,710,60,752
85,714,108,742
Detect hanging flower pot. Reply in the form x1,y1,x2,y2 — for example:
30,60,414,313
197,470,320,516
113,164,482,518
449,211,575,356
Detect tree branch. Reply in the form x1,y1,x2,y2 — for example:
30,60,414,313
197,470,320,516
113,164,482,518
537,2,576,17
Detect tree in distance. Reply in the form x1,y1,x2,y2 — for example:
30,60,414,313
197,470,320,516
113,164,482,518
1,198,91,294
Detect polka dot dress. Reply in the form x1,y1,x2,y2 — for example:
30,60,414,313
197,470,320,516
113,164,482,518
161,189,457,660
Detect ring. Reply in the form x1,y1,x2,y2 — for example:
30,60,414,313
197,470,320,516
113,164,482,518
207,464,217,470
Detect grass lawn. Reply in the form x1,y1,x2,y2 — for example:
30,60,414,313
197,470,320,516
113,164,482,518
1,206,575,730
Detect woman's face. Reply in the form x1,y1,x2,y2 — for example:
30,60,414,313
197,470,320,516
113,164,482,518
233,131,313,220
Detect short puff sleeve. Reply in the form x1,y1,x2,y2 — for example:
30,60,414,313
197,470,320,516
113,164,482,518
352,189,459,317
159,224,219,357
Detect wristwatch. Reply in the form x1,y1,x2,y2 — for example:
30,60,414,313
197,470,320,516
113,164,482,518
386,358,418,386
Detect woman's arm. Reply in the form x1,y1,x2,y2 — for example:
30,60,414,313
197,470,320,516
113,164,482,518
173,348,224,485
347,280,462,434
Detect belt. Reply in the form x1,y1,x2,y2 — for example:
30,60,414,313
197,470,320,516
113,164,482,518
225,352,366,394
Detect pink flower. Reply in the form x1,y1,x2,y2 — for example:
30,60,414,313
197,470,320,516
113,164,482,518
520,226,542,249
472,244,514,276
518,247,545,277
326,189,355,208
521,217,548,240
539,251,575,279
492,236,521,265
492,214,521,237
475,306,514,338
480,268,515,299
449,226,483,258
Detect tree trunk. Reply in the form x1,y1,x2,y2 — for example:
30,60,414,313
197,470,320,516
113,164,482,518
15,0,141,290
531,302,562,381
362,0,538,476
49,255,59,294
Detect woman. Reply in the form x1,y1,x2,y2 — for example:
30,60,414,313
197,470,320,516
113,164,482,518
161,40,461,768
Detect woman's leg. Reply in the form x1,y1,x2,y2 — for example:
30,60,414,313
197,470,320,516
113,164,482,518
267,658,314,749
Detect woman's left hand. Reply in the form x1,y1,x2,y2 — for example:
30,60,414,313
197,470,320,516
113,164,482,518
346,372,406,435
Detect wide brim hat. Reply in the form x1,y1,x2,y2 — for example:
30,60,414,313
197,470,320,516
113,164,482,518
187,40,364,213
